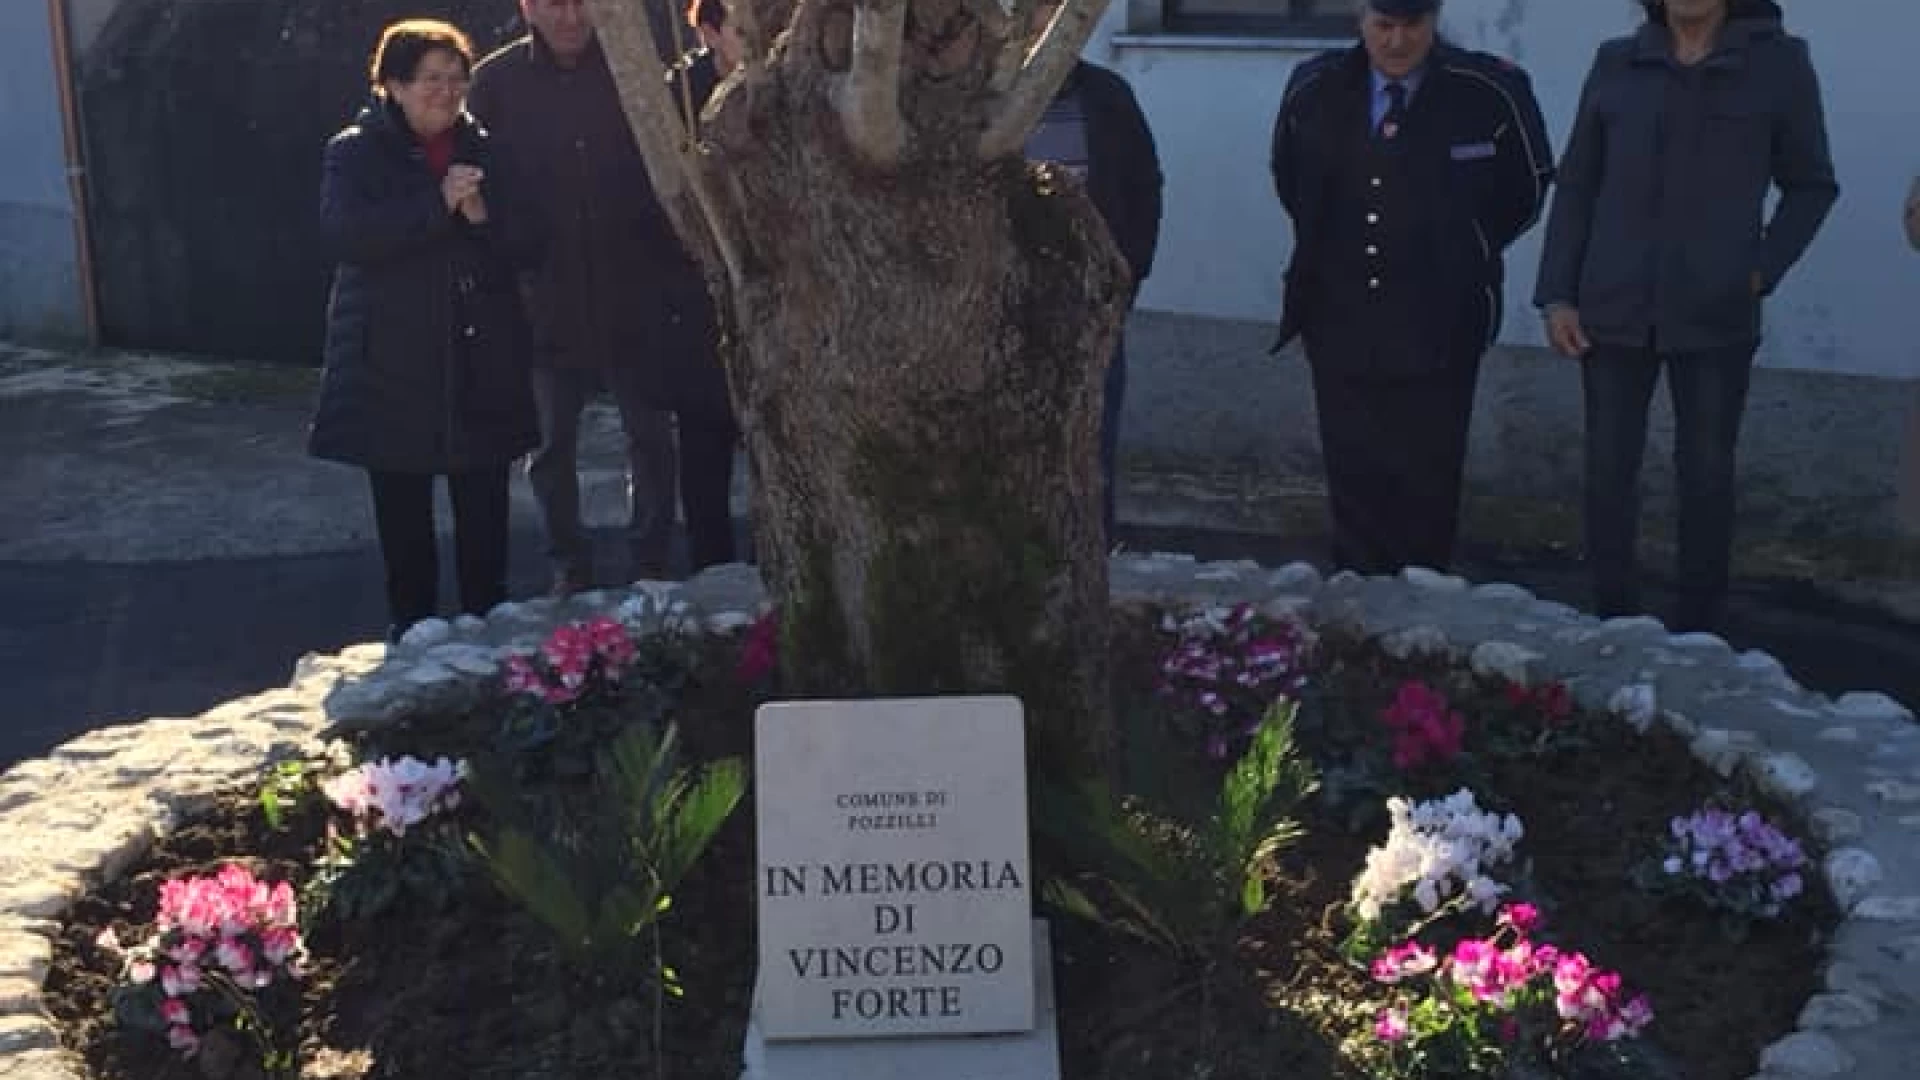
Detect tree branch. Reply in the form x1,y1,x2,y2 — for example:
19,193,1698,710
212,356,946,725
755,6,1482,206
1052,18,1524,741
985,0,1035,94
586,0,743,284
975,0,1112,161
834,0,908,167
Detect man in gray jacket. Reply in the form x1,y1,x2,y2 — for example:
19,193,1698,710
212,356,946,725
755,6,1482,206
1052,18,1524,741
1534,0,1837,632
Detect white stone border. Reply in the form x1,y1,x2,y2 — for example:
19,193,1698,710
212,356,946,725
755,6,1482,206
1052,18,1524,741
0,556,1912,1079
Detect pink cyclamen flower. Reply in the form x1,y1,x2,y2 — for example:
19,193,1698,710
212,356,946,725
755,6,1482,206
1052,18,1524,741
501,654,542,697
161,997,191,1026
1498,903,1541,933
261,926,301,966
168,1025,201,1055
1374,1007,1411,1043
160,963,202,997
585,617,636,670
1370,942,1439,984
215,937,255,975
737,610,779,684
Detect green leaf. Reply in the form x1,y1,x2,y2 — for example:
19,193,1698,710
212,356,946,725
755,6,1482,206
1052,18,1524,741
1041,878,1107,926
1240,872,1266,919
474,828,596,952
655,757,746,889
260,785,283,832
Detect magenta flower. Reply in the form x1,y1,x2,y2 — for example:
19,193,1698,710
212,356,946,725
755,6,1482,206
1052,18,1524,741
1498,903,1540,933
1382,680,1466,770
1156,605,1314,756
1370,942,1439,984
736,608,780,685
1367,921,1650,1060
502,617,640,705
1374,1007,1411,1043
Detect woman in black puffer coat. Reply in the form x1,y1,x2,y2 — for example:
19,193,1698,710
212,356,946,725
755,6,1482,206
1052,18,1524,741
310,18,540,642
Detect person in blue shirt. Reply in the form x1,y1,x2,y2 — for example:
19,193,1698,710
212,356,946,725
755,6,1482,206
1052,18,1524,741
1270,0,1552,577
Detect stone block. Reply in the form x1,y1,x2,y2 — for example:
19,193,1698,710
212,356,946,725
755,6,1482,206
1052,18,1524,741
741,921,1059,1080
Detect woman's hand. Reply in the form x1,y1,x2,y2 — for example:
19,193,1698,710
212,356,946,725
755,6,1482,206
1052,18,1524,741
441,164,484,212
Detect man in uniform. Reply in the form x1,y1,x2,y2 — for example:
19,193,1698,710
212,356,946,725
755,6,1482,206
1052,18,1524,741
1270,0,1552,576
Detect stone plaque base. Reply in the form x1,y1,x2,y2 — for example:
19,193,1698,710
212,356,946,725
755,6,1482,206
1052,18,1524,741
740,920,1060,1080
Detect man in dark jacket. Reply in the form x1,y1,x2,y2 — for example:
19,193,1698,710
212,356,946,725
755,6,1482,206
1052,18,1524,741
661,0,746,574
1024,5,1164,543
1271,0,1553,576
1534,0,1837,632
468,0,694,590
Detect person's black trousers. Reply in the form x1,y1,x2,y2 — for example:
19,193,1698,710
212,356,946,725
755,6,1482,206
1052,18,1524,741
1581,340,1756,633
677,406,740,573
366,464,512,638
1308,354,1482,577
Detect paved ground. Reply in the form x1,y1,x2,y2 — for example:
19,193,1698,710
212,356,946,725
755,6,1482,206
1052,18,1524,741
6,519,1918,773
2,343,1917,772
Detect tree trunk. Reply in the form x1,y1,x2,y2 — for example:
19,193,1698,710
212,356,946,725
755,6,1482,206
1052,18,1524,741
592,0,1124,780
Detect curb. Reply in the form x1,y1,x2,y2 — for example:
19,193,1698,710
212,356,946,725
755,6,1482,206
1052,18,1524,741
0,557,1911,1078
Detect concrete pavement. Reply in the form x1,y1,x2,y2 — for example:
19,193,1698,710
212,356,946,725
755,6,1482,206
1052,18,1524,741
2,342,1916,772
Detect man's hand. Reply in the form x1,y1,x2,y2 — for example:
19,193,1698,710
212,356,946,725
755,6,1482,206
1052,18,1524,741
1545,305,1590,358
441,165,484,213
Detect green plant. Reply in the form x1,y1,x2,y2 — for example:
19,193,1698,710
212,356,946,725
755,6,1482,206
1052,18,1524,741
471,721,745,987
257,759,322,832
305,825,471,925
1040,699,1318,965
302,756,473,924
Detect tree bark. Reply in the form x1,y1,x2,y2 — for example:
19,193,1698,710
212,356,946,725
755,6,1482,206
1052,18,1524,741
589,0,1124,780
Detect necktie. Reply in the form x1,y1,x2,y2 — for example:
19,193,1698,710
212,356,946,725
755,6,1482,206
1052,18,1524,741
1379,81,1408,140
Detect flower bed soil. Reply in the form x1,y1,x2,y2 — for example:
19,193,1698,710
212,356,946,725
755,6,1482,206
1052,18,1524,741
45,613,1838,1079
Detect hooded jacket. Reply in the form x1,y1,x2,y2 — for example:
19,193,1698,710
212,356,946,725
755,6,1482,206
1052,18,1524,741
1534,1,1838,351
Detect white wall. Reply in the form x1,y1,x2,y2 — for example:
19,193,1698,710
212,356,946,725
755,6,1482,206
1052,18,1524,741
0,0,84,342
1093,0,1920,378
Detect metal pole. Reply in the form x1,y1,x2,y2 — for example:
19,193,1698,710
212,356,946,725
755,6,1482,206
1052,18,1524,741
45,0,101,347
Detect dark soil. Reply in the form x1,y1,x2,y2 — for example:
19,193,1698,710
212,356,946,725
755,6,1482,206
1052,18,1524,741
46,615,1837,1080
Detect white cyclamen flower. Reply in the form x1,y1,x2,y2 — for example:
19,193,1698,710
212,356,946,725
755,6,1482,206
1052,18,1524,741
1350,789,1524,921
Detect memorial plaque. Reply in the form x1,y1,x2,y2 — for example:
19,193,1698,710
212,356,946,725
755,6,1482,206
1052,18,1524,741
753,696,1033,1040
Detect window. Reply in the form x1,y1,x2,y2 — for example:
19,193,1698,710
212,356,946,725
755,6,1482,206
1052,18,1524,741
1162,0,1355,36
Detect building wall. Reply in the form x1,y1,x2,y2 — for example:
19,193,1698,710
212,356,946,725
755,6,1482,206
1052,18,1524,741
1093,0,1920,380
0,0,84,344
